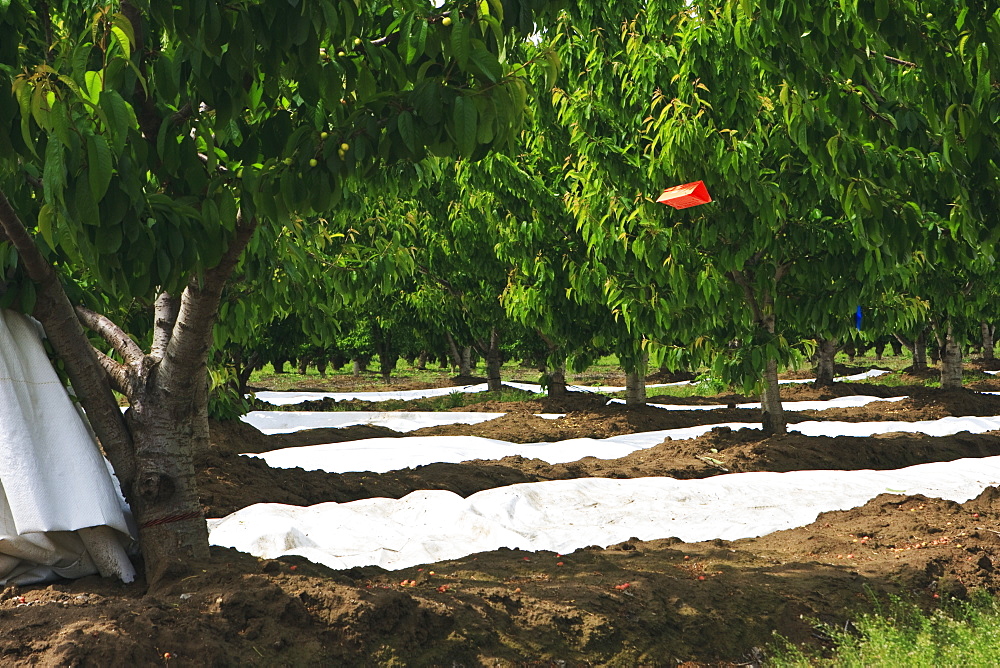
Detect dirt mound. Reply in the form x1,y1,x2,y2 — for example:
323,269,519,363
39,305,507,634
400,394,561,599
7,488,1000,666
7,374,1000,665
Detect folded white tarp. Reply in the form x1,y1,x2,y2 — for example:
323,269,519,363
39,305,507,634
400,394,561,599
208,455,1000,571
244,413,1000,475
0,310,134,585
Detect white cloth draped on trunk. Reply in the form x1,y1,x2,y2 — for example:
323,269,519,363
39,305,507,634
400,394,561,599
0,310,134,584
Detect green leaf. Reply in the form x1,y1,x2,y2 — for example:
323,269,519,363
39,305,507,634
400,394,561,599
83,70,104,103
397,110,417,153
42,139,66,206
469,44,502,83
99,90,132,154
453,95,477,158
86,134,113,202
450,19,470,69
37,203,56,249
406,17,428,65
73,176,99,226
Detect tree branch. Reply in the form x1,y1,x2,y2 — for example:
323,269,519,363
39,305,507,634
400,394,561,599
151,291,179,360
75,304,145,366
728,269,764,324
93,348,131,396
161,212,258,394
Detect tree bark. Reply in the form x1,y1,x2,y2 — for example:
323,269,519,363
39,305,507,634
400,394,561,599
912,330,928,371
624,350,648,406
729,266,787,435
480,328,503,392
760,357,786,435
940,325,963,389
351,357,368,376
445,331,461,372
982,322,995,361
548,363,567,397
371,320,396,383
460,346,473,377
813,338,838,387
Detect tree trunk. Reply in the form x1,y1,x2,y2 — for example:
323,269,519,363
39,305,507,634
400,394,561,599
460,346,473,377
813,338,838,387
547,363,567,397
889,337,903,356
760,357,786,435
729,267,787,435
445,331,461,372
624,350,648,406
379,354,398,383
912,330,928,371
482,328,503,392
416,351,428,370
125,382,211,584
940,326,963,389
236,351,259,395
351,357,367,376
371,320,395,383
982,322,995,361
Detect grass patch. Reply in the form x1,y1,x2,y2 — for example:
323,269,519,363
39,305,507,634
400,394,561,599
768,593,1000,667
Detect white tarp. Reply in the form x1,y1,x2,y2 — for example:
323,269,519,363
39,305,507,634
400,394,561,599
208,455,1000,571
251,369,893,406
242,411,564,435
242,395,905,434
611,395,907,411
244,413,1000,474
0,310,134,585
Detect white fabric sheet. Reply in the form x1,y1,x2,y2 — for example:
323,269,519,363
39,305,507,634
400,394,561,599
245,413,1000,475
610,395,907,411
0,310,134,584
242,411,566,435
241,395,903,436
252,369,892,406
209,455,1000,571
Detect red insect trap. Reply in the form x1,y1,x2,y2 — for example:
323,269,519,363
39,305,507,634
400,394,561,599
656,181,712,209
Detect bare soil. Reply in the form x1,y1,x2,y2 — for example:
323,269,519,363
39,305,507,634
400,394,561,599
4,370,1000,666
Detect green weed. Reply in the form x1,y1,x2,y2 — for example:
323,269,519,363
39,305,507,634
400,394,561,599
768,592,1000,667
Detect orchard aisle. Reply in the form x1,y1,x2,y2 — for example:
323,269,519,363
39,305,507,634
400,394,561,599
249,368,892,406
241,413,1000,473
208,455,1000,571
211,387,1000,572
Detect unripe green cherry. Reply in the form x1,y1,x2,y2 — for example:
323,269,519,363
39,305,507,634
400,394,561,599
340,142,350,151
309,158,318,167
442,16,452,26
